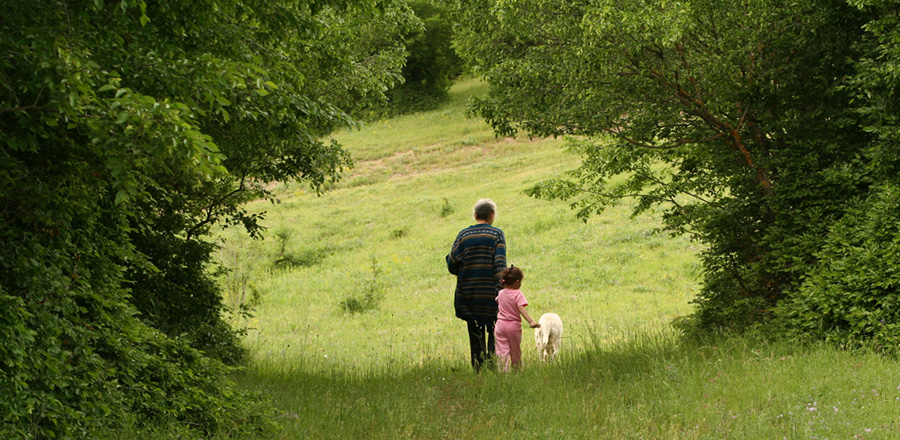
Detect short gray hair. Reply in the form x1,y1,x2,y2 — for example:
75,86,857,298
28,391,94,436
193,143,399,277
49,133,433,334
473,198,497,221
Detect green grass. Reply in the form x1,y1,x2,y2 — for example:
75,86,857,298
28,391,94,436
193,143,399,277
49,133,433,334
223,78,698,373
239,335,900,439
203,78,900,439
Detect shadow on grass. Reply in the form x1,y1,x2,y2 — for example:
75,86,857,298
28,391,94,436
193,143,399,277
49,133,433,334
230,331,784,439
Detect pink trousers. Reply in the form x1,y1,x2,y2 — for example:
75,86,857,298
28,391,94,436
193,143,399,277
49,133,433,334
494,319,522,372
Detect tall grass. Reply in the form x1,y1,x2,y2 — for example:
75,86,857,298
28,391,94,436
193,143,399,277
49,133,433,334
237,331,900,439
201,78,900,439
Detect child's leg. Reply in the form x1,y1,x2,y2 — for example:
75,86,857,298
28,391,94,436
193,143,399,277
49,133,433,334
497,355,511,373
494,321,512,373
509,327,523,369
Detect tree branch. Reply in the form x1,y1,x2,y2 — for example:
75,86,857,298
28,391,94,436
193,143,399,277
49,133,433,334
0,105,58,115
608,128,727,150
646,67,774,195
633,169,713,205
185,177,248,241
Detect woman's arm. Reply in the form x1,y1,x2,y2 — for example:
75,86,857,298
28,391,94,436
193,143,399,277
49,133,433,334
493,230,507,288
446,253,460,275
446,232,464,275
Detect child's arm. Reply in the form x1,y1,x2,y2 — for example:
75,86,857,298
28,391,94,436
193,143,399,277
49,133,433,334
519,306,540,328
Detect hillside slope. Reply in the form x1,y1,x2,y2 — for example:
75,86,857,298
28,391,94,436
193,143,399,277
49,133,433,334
205,79,900,440
218,78,699,371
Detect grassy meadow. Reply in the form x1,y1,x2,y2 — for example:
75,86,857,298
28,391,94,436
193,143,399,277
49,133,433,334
211,78,900,439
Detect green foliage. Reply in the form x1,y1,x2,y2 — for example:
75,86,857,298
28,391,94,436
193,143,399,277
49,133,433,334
777,183,900,349
450,0,900,342
127,230,247,365
848,0,900,182
773,3,900,348
362,1,464,117
1,0,415,437
0,225,269,438
217,233,265,312
273,228,300,269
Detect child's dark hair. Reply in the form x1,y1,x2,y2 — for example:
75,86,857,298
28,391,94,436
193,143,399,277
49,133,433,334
500,265,524,286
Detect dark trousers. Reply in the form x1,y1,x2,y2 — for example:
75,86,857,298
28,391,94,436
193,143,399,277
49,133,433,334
466,319,495,372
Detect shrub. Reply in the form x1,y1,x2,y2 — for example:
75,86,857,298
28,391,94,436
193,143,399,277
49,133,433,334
362,1,464,118
1,0,415,435
0,230,271,438
127,230,247,365
776,183,900,350
340,258,386,314
218,233,265,311
439,197,455,217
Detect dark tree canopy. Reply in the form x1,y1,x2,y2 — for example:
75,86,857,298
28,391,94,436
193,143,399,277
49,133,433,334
451,0,900,343
0,0,415,437
355,0,465,117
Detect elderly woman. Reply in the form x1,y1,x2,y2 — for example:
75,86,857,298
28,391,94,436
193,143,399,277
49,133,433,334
446,198,507,372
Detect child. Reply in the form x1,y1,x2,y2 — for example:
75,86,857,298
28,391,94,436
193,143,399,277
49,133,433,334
494,265,539,372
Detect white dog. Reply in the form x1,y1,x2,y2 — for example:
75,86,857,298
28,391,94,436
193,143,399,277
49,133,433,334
534,313,563,361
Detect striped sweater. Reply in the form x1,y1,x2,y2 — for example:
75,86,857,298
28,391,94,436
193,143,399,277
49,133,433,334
446,224,507,324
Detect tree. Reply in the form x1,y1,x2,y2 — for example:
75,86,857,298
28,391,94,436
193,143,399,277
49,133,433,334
450,0,895,335
357,0,464,117
1,0,415,437
390,1,464,111
775,0,900,348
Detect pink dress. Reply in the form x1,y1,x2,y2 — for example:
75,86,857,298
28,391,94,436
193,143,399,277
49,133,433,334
494,288,528,371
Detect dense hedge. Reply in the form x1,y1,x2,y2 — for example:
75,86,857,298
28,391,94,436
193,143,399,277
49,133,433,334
1,0,415,437
0,204,268,438
778,183,900,350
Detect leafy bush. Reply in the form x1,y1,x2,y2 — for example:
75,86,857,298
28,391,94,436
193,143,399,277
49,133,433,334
363,1,464,117
218,233,265,311
0,224,270,438
1,0,416,436
439,197,455,217
776,183,900,350
127,229,247,365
